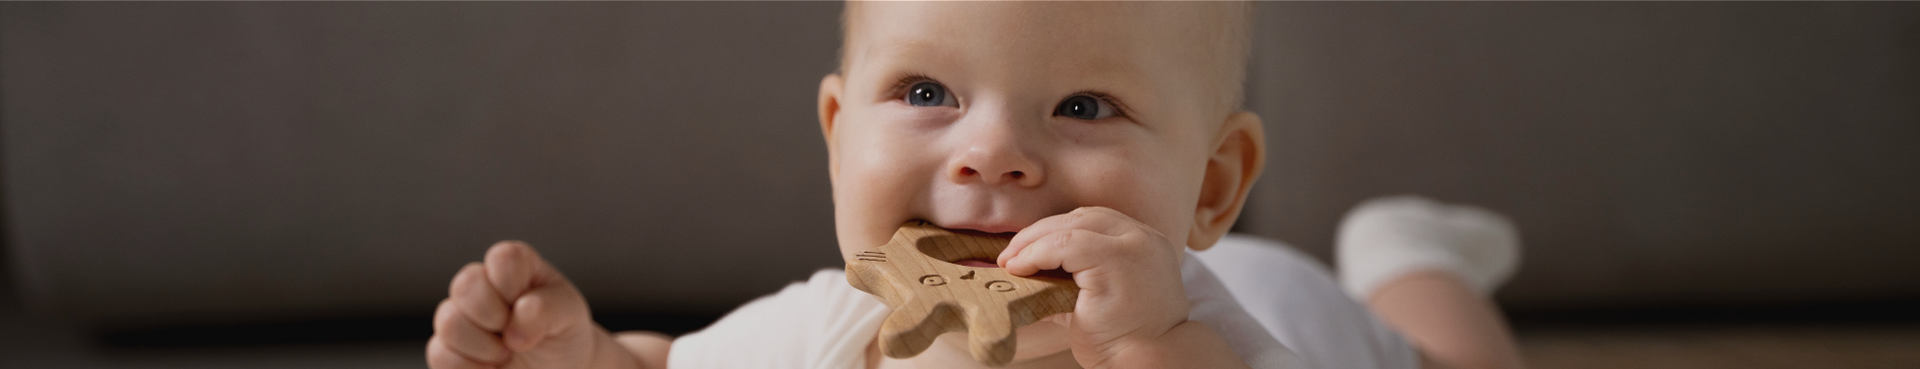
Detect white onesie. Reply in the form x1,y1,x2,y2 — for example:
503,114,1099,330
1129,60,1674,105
667,234,1417,369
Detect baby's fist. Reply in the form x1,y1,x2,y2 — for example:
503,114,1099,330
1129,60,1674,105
428,241,600,369
997,207,1191,362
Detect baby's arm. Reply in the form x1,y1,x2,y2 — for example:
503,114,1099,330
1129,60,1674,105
428,241,663,369
998,207,1254,369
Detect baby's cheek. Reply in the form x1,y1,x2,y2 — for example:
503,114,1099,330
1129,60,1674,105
833,139,945,251
844,156,931,209
838,130,919,191
1058,153,1181,222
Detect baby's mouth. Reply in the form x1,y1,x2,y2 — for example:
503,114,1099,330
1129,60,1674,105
931,220,1024,236
919,221,1018,268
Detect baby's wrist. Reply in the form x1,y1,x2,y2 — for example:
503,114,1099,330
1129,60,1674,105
1090,321,1252,369
585,325,649,369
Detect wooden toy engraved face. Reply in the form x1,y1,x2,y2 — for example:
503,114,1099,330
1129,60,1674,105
846,221,1080,367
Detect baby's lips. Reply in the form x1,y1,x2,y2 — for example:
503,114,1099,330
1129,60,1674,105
923,216,1035,236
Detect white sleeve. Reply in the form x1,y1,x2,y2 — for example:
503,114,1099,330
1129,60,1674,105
667,269,889,369
1182,253,1313,369
1195,234,1421,369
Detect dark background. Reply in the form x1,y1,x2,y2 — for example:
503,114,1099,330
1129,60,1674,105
3,2,1917,368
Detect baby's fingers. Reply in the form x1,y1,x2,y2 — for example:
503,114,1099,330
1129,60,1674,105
449,262,509,332
432,299,510,365
484,240,561,300
1001,207,1131,266
502,279,591,351
1002,229,1124,277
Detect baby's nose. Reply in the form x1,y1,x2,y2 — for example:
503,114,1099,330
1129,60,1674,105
947,140,1044,188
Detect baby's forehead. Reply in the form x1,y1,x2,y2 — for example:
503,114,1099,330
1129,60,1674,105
856,38,1151,88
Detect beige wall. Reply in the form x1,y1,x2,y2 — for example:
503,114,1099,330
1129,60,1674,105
4,2,1916,326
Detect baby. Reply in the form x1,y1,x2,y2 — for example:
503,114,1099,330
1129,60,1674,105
428,2,1525,369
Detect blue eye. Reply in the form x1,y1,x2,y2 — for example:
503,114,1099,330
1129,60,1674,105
1054,95,1114,120
906,82,955,107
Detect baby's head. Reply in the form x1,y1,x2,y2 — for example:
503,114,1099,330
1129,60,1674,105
820,0,1260,258
820,1,1260,257
817,1,1261,362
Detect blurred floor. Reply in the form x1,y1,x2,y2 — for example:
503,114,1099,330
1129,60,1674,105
0,311,421,369
1519,324,1920,369
1512,301,1920,369
0,285,419,369
5,295,1919,368
0,289,718,368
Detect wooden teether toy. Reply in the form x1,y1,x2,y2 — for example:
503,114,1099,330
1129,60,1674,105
846,221,1080,367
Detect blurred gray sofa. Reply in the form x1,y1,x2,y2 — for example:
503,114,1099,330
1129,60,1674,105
5,2,1917,328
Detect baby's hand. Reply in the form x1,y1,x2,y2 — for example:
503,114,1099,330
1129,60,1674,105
998,207,1251,369
429,241,640,369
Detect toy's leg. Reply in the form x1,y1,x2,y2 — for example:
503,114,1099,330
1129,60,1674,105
963,306,1018,367
879,301,961,359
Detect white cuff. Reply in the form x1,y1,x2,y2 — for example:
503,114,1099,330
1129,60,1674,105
1335,195,1521,300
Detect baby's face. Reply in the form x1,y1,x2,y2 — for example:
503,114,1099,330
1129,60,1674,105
823,1,1239,257
818,2,1258,363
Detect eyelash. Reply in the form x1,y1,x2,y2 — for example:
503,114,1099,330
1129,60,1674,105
1066,90,1133,119
886,74,1134,119
887,74,939,102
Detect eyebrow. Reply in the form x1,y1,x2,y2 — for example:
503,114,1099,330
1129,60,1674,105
855,39,955,75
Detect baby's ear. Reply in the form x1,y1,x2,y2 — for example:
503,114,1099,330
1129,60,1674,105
1188,111,1266,251
818,73,845,175
818,73,845,143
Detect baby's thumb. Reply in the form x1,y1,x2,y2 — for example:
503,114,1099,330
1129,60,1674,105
501,295,550,351
499,280,590,351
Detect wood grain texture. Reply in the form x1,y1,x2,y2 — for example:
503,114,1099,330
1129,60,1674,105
846,221,1080,367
